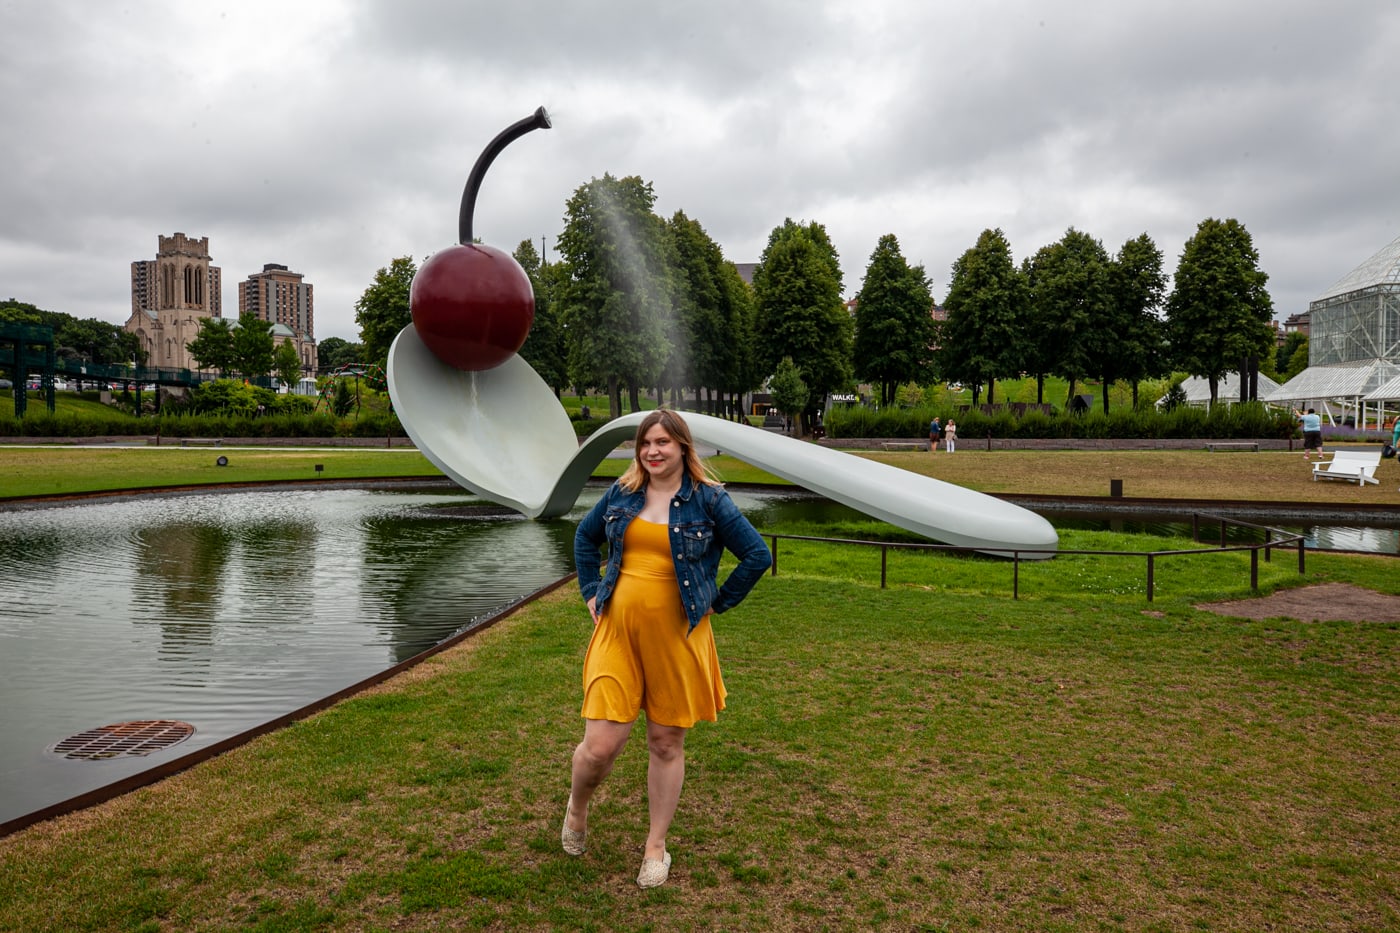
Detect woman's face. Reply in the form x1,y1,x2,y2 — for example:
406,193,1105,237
638,422,684,484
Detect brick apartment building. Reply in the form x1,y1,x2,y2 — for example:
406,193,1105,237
238,263,317,373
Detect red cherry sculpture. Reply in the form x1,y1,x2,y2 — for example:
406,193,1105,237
411,106,551,371
411,243,534,371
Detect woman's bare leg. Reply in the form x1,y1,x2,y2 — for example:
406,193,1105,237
643,720,688,860
568,718,633,832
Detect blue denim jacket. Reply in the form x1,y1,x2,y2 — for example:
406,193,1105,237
574,474,772,635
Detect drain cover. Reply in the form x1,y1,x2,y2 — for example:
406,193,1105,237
53,720,196,760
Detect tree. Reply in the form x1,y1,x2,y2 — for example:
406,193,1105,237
938,228,1026,406
1110,233,1170,408
333,378,355,416
55,318,128,367
0,299,46,325
354,256,416,369
1166,218,1275,405
317,336,349,372
186,317,236,374
514,239,570,396
660,211,718,408
556,174,676,418
1283,337,1309,380
853,233,936,407
713,261,759,419
752,218,851,433
768,356,808,436
1266,331,1308,382
662,211,756,418
1024,228,1114,409
232,312,275,379
273,341,302,388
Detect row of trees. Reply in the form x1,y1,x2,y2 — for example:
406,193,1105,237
0,299,142,369
942,219,1277,414
350,172,1280,430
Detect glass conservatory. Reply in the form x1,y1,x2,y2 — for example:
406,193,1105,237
1269,234,1400,429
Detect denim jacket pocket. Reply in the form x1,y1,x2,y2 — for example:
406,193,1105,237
677,521,714,561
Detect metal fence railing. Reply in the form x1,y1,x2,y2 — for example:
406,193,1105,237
763,512,1306,602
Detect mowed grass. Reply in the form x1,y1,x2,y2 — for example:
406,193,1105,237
0,546,1396,931
856,447,1400,506
9,441,1394,504
0,446,442,498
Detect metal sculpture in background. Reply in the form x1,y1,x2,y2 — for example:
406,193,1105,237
385,107,1058,558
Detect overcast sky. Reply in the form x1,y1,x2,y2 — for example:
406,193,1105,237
2,1,1397,343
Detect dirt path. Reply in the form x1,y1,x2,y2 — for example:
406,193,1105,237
1196,583,1400,622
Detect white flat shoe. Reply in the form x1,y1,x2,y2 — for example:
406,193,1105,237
561,799,586,856
637,851,671,888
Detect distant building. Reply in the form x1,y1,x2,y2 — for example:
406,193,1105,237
237,263,317,373
124,232,222,371
1268,233,1400,425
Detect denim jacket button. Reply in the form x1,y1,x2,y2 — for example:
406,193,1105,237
683,580,689,586
673,526,679,533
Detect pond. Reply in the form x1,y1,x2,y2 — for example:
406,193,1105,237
1,484,1394,827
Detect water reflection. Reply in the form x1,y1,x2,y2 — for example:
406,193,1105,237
0,487,591,824
357,509,577,662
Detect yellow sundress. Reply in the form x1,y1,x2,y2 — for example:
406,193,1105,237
581,518,726,727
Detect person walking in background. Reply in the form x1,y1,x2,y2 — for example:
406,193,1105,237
943,419,957,453
928,416,941,453
1297,408,1323,461
567,409,771,889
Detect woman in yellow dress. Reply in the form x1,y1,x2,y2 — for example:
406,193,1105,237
565,409,771,888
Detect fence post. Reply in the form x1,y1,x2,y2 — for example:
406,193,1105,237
1013,552,1020,599
1297,536,1305,574
1146,554,1155,602
1250,547,1259,591
880,545,888,589
769,536,778,576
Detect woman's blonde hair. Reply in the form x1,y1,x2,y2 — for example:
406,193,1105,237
618,409,721,492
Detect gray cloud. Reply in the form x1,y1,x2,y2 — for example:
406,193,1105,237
2,0,1397,340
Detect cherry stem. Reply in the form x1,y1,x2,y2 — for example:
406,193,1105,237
459,106,552,245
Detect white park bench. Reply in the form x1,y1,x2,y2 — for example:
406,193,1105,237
1312,448,1381,486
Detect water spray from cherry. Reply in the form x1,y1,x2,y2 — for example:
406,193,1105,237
410,106,552,371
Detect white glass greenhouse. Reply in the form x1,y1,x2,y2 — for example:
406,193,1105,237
1268,233,1400,428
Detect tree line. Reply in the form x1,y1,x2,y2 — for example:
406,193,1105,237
0,299,141,374
346,177,1282,429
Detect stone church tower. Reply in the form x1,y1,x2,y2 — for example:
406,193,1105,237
124,233,223,371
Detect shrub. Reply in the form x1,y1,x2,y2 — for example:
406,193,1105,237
823,398,1298,440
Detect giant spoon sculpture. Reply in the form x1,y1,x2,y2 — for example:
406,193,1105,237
387,108,1058,559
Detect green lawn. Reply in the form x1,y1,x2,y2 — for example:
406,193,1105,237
1,440,1397,929
0,446,442,498
0,544,1395,931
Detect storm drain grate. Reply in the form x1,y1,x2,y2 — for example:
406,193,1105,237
53,720,196,760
